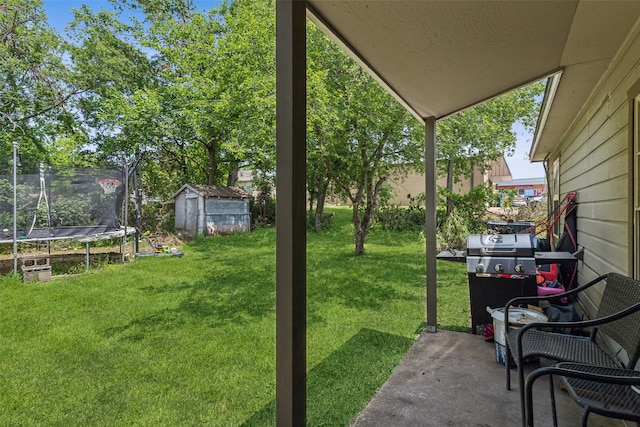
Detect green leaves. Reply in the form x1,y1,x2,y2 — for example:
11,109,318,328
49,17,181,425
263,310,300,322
436,81,545,180
306,25,424,253
0,0,74,167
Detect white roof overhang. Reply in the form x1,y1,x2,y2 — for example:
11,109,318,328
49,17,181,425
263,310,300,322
306,1,640,162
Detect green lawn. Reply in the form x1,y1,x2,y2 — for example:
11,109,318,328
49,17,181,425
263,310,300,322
0,207,468,426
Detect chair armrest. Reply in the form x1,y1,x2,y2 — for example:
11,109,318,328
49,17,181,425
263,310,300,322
504,274,609,336
513,301,640,361
505,273,608,313
516,300,640,338
533,363,640,384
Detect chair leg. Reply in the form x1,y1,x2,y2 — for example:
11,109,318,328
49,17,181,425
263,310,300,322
525,367,555,427
549,374,557,427
581,407,590,427
519,363,527,427
506,345,512,390
525,369,537,427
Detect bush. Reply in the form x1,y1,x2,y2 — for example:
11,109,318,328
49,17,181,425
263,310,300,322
138,202,174,234
49,196,92,226
436,208,471,251
307,211,334,231
374,204,425,233
250,195,275,228
250,175,276,228
437,184,493,233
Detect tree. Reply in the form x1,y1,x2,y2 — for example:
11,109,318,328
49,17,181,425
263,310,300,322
66,0,276,201
307,28,424,254
436,82,544,214
120,0,275,189
0,0,77,172
306,25,343,230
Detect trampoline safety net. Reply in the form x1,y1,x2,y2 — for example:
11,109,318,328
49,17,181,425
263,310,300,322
0,167,126,242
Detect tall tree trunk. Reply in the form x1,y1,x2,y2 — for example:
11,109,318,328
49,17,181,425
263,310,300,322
227,161,239,186
207,141,218,186
350,200,365,255
354,225,366,256
314,178,329,231
446,157,454,215
308,194,315,217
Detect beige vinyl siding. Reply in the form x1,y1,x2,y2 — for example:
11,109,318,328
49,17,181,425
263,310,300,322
386,157,512,206
549,20,640,316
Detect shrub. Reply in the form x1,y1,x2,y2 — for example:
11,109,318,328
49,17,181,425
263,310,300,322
436,208,471,251
307,211,334,231
437,184,493,233
374,204,425,233
250,195,275,228
49,196,92,226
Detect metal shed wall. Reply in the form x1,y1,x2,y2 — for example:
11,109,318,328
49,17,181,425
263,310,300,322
204,198,250,235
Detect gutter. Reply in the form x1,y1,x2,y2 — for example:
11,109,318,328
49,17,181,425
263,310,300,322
529,70,563,162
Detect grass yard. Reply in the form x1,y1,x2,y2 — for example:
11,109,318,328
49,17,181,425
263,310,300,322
0,207,468,426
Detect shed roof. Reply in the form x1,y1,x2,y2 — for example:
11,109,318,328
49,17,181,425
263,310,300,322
173,184,248,200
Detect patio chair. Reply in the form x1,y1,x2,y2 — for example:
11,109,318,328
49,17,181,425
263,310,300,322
503,272,640,427
524,362,640,426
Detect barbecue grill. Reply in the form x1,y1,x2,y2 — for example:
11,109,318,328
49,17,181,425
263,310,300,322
465,233,538,333
437,233,578,334
466,233,538,276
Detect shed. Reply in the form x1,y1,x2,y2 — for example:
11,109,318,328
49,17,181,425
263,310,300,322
173,184,250,236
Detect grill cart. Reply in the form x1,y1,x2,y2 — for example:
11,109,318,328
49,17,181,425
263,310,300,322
438,234,577,333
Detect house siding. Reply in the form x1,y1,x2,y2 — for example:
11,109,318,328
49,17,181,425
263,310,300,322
549,21,640,316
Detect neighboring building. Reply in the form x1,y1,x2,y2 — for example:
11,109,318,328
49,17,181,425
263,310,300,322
387,156,514,205
236,170,255,197
495,177,547,204
173,184,250,237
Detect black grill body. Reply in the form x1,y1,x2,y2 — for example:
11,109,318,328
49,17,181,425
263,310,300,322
466,234,538,333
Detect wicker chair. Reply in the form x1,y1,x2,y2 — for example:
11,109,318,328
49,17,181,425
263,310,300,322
503,273,640,427
524,362,640,426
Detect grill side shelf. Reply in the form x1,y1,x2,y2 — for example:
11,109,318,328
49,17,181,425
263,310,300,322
436,250,466,262
534,251,577,264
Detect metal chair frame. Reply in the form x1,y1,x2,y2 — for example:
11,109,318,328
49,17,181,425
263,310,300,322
524,362,640,426
503,273,640,427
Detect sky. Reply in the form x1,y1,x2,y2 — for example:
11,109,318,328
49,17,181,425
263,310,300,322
41,0,546,180
509,123,546,180
42,0,112,31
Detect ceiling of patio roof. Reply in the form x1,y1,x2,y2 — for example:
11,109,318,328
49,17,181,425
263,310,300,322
306,1,640,162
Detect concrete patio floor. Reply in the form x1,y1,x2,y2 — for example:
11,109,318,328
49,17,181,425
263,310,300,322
350,330,627,427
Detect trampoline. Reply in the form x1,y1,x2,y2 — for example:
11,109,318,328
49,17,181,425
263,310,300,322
1,164,135,274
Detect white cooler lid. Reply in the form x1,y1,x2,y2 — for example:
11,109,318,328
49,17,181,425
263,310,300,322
490,308,548,325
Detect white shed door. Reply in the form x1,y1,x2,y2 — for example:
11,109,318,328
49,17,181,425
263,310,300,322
185,197,198,235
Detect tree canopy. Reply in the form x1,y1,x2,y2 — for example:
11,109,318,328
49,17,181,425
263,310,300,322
0,0,78,172
2,0,545,245
307,26,423,254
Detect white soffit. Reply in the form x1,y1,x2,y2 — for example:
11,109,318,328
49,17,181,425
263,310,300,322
306,1,640,160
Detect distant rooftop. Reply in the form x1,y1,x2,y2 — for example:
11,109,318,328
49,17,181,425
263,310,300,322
495,177,546,187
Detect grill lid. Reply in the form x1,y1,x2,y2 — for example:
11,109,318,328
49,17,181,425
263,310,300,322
466,233,536,257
